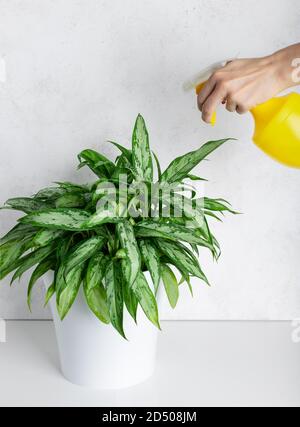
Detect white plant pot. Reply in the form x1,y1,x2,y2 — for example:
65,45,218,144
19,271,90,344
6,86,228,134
44,271,160,390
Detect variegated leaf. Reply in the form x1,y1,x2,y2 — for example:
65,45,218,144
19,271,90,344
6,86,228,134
54,181,90,193
157,239,209,285
117,221,141,287
132,115,153,182
64,236,106,275
152,151,162,180
161,264,179,309
83,278,110,325
3,198,52,213
27,258,54,311
132,271,160,329
57,263,85,320
109,141,132,162
105,261,126,338
82,204,120,229
55,193,86,209
139,239,160,293
33,229,65,247
123,277,138,323
44,282,55,307
135,221,214,250
0,224,36,247
34,187,66,200
78,149,115,178
202,197,239,214
20,209,91,231
160,139,232,183
0,237,31,274
85,253,108,294
10,244,56,284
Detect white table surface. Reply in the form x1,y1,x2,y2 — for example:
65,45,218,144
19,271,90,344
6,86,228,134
0,321,299,407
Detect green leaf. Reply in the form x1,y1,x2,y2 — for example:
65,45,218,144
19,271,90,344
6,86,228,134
56,235,73,262
78,149,115,178
160,139,232,183
161,264,179,309
123,278,138,323
115,151,132,167
204,210,223,222
3,198,52,213
54,263,67,303
10,244,56,284
139,239,161,293
105,261,126,338
157,240,210,285
55,193,86,209
190,243,199,256
34,187,66,200
117,221,141,287
111,166,132,182
132,115,153,182
64,236,106,276
57,263,85,320
171,193,205,227
202,198,238,214
187,174,208,182
200,217,218,259
33,229,65,247
153,151,162,180
44,282,55,307
0,238,31,278
213,236,222,260
108,141,132,162
85,253,108,294
135,221,214,250
0,224,36,247
132,271,160,329
82,204,120,229
179,272,193,296
20,209,91,231
54,182,89,193
115,249,127,259
27,258,54,311
83,279,110,324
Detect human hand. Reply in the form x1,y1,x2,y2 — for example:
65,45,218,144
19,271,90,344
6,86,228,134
197,44,300,123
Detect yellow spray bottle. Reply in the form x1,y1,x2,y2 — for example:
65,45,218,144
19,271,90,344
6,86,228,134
250,93,300,168
185,62,300,168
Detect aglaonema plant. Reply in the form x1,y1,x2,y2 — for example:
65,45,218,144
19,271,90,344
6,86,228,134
0,115,237,338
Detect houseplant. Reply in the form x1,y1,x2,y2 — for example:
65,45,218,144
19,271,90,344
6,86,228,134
0,115,236,388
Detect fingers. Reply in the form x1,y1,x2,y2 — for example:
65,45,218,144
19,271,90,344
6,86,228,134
202,93,250,120
201,83,227,123
226,98,237,113
197,79,216,111
226,99,250,114
197,66,254,122
236,104,249,115
198,71,231,123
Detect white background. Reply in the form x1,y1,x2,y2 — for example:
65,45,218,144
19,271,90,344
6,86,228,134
0,0,300,320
